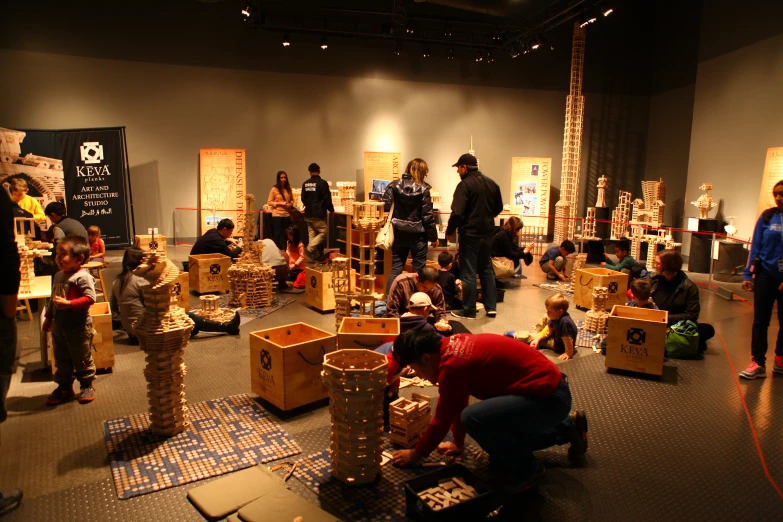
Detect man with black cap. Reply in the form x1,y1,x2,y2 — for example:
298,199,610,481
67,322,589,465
301,163,334,261
445,153,503,319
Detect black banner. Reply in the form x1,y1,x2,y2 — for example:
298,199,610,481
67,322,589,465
20,127,133,247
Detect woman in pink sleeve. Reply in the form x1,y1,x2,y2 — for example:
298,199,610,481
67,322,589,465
286,225,305,279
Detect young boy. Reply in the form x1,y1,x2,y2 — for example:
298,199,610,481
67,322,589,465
43,235,97,405
602,239,636,273
401,292,446,335
8,177,45,223
539,241,575,281
531,294,578,361
437,252,462,311
627,278,659,309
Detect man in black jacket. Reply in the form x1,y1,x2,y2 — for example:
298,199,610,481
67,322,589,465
190,218,242,259
301,163,334,261
446,154,503,319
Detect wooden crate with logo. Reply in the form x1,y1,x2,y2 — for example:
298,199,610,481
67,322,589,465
605,305,668,376
188,253,232,294
573,267,628,310
48,301,115,372
337,317,399,350
250,323,337,411
134,234,167,254
304,267,356,312
173,272,190,311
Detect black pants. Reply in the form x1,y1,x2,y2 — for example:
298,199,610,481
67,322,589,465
751,269,783,367
386,232,428,296
697,323,715,353
270,216,291,250
459,234,496,316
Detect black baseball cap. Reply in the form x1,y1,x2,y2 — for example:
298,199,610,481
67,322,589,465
308,163,321,172
452,153,478,167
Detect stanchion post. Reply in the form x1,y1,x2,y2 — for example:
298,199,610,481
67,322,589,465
708,232,715,290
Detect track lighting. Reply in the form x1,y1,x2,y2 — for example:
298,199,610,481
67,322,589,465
406,24,416,35
486,51,494,63
241,4,252,20
522,42,530,55
599,2,614,16
532,35,546,50
475,49,483,62
394,43,402,56
444,23,452,37
579,12,598,28
447,48,455,60
492,28,500,41
320,36,328,50
282,34,291,47
423,46,430,58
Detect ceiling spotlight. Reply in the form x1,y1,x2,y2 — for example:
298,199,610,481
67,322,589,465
492,28,500,41
320,36,328,50
486,51,494,63
447,48,455,60
579,14,590,28
423,46,430,58
510,49,520,59
531,35,545,50
406,24,415,35
522,42,530,55
599,2,614,16
394,43,402,56
444,23,452,37
241,4,252,20
282,34,291,47
475,49,483,62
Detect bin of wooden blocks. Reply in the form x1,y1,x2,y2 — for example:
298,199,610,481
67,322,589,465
573,267,628,310
48,301,115,372
250,323,337,411
305,267,356,312
403,464,495,521
605,305,668,376
337,317,399,349
188,253,232,294
134,234,166,253
389,393,432,448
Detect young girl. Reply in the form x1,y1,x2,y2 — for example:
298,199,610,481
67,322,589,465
110,248,148,345
87,225,105,263
286,224,305,279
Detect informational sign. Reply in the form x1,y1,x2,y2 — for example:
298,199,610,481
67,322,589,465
757,147,783,218
510,157,552,232
199,148,246,236
363,151,401,202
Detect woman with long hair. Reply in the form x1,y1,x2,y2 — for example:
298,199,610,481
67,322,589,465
739,179,783,379
267,170,293,250
491,216,534,282
381,158,438,296
110,248,147,344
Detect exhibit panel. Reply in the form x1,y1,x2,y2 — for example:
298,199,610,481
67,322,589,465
199,148,247,237
363,151,401,202
510,156,552,234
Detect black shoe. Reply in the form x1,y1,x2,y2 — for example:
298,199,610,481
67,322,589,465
0,489,23,515
226,312,241,335
486,311,497,318
568,410,588,460
46,387,75,406
451,310,476,320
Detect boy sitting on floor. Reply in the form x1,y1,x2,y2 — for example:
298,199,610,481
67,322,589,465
531,294,578,361
626,279,659,309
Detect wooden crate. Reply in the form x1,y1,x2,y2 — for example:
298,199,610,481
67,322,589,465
605,305,669,376
305,267,356,312
250,323,337,411
188,253,232,294
134,234,167,253
573,267,628,310
337,317,399,349
48,301,115,372
173,272,190,311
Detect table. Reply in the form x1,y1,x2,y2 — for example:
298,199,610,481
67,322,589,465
17,275,52,365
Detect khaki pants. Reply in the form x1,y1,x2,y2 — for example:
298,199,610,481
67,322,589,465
305,218,327,258
52,323,96,388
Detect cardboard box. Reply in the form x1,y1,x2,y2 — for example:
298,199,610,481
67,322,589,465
304,267,356,312
573,267,628,310
605,305,669,376
337,317,399,350
250,323,337,411
173,272,190,311
134,234,167,253
48,301,115,372
188,253,232,294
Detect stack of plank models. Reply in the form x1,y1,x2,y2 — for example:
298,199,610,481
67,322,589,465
133,249,195,436
229,194,275,308
569,253,587,294
322,349,388,484
192,295,236,323
584,286,609,334
389,393,432,448
417,477,477,511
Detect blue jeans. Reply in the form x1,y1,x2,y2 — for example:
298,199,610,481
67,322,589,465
385,232,428,296
459,234,496,316
461,381,573,476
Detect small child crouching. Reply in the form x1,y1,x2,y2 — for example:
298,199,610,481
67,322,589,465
44,235,97,405
627,279,659,309
532,294,578,361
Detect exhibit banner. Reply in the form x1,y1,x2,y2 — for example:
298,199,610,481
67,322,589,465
757,147,783,219
363,151,401,202
510,157,552,233
0,126,133,247
199,148,246,236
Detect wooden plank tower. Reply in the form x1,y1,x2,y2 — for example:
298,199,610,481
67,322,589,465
133,246,195,437
228,194,275,308
554,22,587,243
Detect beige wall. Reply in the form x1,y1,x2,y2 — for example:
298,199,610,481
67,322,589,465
686,33,783,243
0,49,650,242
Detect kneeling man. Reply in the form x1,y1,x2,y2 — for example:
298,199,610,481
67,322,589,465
391,330,588,488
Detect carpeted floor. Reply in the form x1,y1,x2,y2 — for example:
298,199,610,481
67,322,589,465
1,246,782,521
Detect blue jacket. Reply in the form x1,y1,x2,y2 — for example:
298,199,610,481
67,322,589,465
745,211,783,281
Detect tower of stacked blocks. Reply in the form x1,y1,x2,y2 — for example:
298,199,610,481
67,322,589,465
389,393,432,448
584,286,609,334
353,202,384,317
569,253,587,294
332,257,352,331
611,191,631,240
228,194,275,308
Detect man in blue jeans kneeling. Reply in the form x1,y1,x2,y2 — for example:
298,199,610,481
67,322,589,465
391,330,588,490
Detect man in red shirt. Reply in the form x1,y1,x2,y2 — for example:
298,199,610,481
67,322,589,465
391,330,588,488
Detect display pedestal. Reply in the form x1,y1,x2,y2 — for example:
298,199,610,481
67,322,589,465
595,207,610,240
688,218,726,274
714,240,749,282
586,240,605,264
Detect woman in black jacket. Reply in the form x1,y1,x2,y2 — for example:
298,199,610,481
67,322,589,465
382,158,438,296
491,216,533,281
651,249,714,352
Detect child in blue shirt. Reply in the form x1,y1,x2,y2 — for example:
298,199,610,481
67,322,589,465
531,293,578,360
626,279,659,309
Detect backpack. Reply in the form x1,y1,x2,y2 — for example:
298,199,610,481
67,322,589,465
665,320,700,359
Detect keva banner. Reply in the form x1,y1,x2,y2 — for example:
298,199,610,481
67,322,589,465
10,127,133,247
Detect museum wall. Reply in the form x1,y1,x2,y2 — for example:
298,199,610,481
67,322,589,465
685,32,783,243
0,49,650,243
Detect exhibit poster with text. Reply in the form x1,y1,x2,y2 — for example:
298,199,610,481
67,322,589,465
510,157,551,233
199,148,247,236
0,126,132,247
363,151,400,202
757,147,783,219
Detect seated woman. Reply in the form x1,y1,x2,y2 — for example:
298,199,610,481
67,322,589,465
492,216,533,285
650,249,714,353
285,224,306,281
